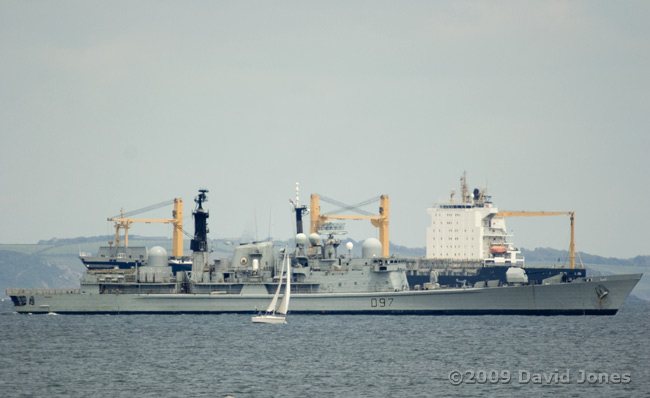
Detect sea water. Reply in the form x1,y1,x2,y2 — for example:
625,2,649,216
0,300,648,398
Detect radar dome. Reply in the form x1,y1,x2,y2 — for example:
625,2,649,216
149,246,168,267
361,238,382,259
309,233,321,245
295,233,308,245
506,267,528,284
346,242,354,251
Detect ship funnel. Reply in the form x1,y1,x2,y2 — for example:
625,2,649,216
191,189,209,252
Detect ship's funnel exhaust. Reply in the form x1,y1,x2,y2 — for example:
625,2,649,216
191,189,209,282
191,189,209,252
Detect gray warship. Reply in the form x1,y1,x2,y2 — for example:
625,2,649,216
7,189,641,315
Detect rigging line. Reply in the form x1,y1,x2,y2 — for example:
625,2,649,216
289,205,297,240
320,195,380,216
111,199,176,219
165,221,187,236
106,221,112,242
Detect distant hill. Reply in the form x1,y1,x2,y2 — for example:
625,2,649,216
338,239,426,258
36,235,168,246
388,242,426,258
521,247,650,267
0,250,83,294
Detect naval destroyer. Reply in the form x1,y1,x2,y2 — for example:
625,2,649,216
7,189,641,315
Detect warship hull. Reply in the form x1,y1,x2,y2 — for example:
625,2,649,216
8,273,641,315
7,189,642,316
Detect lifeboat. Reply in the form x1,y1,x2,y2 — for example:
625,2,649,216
490,245,507,254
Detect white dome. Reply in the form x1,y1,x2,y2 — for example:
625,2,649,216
149,246,168,267
361,238,382,258
295,233,308,245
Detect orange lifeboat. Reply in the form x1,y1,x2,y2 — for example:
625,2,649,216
490,245,507,254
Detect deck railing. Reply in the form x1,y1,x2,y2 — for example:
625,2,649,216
6,288,81,295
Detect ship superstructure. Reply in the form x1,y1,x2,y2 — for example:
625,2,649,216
79,197,191,273
426,172,521,266
6,188,641,316
415,172,586,288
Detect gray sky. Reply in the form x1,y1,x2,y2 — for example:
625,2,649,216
1,1,648,258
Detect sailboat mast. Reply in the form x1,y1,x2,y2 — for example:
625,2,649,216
265,254,286,313
277,255,291,315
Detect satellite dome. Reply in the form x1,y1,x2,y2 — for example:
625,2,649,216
361,238,382,259
346,242,354,251
295,233,308,245
149,246,168,267
506,267,528,284
309,233,321,245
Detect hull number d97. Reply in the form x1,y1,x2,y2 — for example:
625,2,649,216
370,298,393,307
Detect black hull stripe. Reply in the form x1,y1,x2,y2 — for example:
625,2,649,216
16,309,618,316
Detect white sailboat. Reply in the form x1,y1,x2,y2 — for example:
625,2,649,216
252,253,291,324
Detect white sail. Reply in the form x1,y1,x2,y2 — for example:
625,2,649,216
265,254,286,313
252,251,290,324
276,255,291,315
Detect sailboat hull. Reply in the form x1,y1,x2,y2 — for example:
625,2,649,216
251,314,287,324
251,254,291,323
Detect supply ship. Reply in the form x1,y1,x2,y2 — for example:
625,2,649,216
78,198,192,274
409,172,586,288
7,188,641,315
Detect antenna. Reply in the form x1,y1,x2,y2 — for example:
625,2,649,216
296,182,300,207
461,171,469,203
267,206,273,241
292,182,309,234
254,208,259,242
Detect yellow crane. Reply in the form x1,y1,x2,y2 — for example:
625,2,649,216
310,194,390,258
107,198,184,257
494,211,577,269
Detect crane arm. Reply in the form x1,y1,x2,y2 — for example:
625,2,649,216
107,218,179,224
107,198,184,257
310,194,390,258
110,199,176,219
319,195,379,216
495,211,572,217
319,214,378,221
